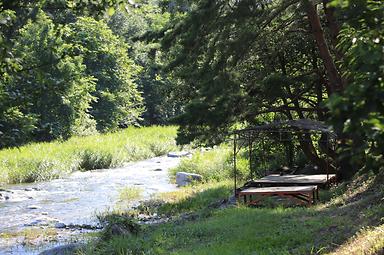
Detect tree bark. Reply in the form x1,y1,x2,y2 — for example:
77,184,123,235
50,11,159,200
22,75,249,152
304,0,343,93
278,53,331,174
322,0,341,48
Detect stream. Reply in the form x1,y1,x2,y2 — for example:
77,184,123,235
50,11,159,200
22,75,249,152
0,153,187,254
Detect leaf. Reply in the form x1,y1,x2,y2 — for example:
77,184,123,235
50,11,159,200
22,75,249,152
107,7,115,16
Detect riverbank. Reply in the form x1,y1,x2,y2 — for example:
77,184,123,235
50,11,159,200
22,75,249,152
0,126,178,184
83,155,384,255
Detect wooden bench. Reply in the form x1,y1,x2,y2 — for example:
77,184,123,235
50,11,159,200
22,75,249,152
238,185,319,206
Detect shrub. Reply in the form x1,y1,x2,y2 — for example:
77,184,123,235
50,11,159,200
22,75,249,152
78,149,114,171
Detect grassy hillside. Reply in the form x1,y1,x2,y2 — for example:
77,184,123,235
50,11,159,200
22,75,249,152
84,149,384,255
0,126,178,184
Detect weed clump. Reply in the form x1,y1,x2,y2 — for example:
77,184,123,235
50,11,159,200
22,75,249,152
79,149,114,171
98,214,141,240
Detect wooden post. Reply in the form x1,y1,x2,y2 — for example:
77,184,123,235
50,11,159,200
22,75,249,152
249,134,253,179
233,134,237,196
326,133,329,182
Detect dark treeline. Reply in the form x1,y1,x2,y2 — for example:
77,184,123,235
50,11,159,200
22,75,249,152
1,0,383,180
160,0,383,180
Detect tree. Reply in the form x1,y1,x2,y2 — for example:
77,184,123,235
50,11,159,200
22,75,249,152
68,17,144,131
2,12,96,142
107,4,183,125
328,0,384,176
159,0,348,174
0,0,131,146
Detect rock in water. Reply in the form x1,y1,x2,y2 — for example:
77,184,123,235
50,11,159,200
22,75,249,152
176,172,203,187
167,151,191,158
39,244,83,255
54,222,66,229
27,205,41,210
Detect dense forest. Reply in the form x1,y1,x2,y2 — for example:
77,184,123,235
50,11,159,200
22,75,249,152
0,0,383,181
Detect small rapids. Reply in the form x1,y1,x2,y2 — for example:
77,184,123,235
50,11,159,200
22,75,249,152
0,155,184,254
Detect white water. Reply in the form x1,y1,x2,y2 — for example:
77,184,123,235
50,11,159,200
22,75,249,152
0,155,182,254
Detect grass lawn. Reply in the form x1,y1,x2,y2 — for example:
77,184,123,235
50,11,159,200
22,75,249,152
85,173,384,255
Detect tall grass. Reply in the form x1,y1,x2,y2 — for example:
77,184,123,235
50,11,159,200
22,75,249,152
0,126,178,184
170,145,249,183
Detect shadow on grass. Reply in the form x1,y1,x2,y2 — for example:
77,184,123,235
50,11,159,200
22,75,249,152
156,184,233,216
87,174,384,255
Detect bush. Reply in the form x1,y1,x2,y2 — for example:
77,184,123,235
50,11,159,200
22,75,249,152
79,149,114,171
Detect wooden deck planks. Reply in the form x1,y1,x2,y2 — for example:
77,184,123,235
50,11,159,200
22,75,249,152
240,185,318,194
251,174,336,185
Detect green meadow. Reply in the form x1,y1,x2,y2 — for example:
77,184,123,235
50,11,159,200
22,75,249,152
0,126,178,184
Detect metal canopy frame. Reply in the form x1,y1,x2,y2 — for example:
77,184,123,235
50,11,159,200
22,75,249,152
232,119,336,195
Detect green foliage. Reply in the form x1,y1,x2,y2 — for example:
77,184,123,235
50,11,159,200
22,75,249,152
0,0,132,147
170,145,249,182
328,0,384,174
107,6,182,125
1,8,145,147
69,17,144,132
161,0,325,145
0,106,37,148
0,126,178,184
9,12,97,140
0,12,96,144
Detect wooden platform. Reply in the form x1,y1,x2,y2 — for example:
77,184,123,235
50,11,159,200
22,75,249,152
248,174,336,187
238,185,319,206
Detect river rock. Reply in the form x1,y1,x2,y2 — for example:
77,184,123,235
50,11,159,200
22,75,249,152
54,222,66,229
176,172,203,187
108,223,133,236
27,205,42,210
39,244,84,255
0,193,10,200
167,151,191,158
25,219,44,226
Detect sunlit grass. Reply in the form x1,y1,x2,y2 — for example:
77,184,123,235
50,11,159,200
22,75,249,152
0,126,178,184
155,181,232,216
119,186,143,203
170,145,249,183
327,224,384,255
83,169,384,255
0,227,58,244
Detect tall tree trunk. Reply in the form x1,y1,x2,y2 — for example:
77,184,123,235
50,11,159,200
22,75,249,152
303,0,357,180
323,0,347,87
304,0,343,93
322,0,341,49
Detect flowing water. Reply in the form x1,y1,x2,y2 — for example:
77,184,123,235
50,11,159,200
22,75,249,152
0,154,185,254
